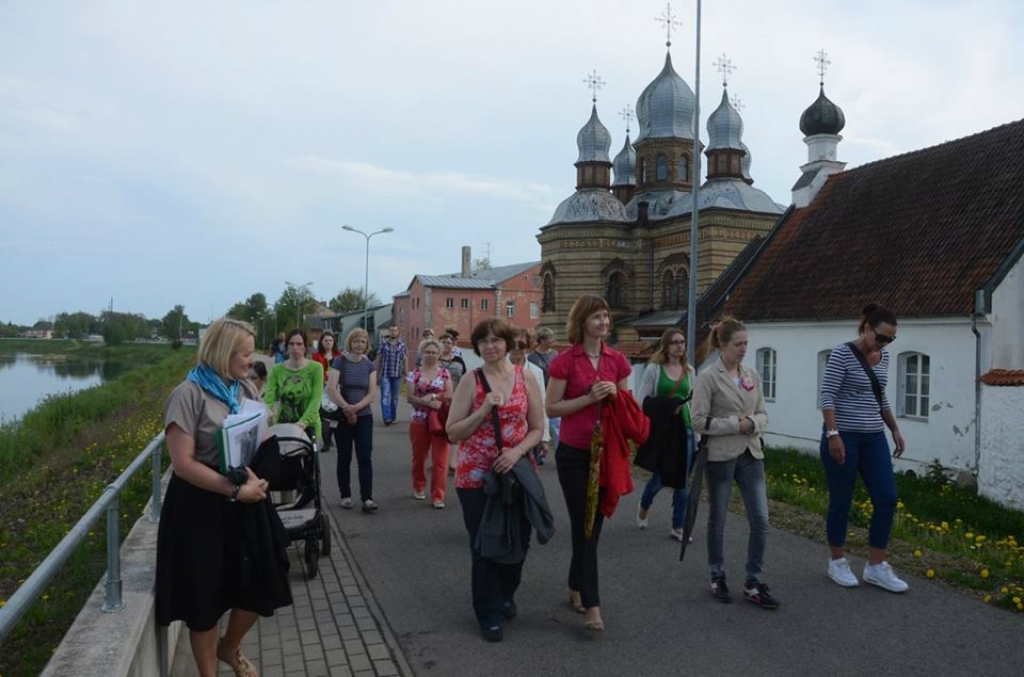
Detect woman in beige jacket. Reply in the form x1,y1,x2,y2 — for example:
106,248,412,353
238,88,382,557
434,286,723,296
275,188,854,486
691,318,778,610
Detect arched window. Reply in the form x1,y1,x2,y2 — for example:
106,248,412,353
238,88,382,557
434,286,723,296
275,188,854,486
756,347,777,401
638,157,647,183
898,352,931,419
656,154,668,181
542,273,555,312
678,154,689,182
661,270,676,308
606,272,625,308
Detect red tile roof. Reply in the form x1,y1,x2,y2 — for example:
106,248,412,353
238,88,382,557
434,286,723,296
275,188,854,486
715,119,1024,322
980,369,1024,386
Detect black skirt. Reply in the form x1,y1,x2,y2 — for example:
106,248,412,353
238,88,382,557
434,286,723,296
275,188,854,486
155,473,293,631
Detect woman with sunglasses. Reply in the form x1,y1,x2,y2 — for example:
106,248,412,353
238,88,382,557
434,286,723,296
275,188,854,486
819,303,907,592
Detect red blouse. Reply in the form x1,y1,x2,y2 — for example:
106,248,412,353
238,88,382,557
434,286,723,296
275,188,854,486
548,343,632,449
455,366,532,490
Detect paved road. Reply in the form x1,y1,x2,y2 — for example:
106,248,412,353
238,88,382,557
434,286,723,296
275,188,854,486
319,401,1022,677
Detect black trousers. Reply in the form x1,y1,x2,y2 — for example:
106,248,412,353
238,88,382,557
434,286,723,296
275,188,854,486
555,443,605,608
456,488,531,628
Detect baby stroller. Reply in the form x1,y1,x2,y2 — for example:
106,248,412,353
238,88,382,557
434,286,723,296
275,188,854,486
267,423,332,579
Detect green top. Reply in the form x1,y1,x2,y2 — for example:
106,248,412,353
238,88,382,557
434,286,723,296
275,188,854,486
657,366,692,428
264,360,324,439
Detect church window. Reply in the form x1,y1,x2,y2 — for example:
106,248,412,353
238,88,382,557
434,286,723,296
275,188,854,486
542,273,555,312
898,352,930,419
756,348,777,401
638,157,647,183
678,155,688,182
606,272,626,308
656,154,668,181
661,270,679,309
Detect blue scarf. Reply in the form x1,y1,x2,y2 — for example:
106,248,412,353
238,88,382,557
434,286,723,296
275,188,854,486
187,363,241,414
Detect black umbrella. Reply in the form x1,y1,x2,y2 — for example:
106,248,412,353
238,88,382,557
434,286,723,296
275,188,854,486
679,437,707,562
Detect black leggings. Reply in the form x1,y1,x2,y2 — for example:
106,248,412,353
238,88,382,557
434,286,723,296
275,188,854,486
555,443,605,608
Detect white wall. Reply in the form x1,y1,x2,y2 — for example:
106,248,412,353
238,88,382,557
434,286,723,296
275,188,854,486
990,254,1024,370
733,319,979,474
978,384,1024,509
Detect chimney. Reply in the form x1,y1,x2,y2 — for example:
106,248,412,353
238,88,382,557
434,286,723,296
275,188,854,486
461,246,472,277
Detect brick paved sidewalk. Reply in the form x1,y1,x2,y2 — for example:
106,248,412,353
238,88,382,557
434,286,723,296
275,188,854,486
170,516,412,677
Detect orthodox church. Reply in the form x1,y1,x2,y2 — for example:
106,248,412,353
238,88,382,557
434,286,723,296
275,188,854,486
536,46,786,341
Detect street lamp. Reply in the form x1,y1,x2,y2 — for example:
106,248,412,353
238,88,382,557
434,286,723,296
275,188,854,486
285,280,313,329
342,225,394,333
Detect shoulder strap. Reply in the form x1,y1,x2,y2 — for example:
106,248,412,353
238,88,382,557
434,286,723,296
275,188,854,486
475,368,504,451
845,342,884,411
665,366,690,401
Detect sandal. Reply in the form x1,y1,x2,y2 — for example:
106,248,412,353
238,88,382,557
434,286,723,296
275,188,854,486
340,497,353,509
217,642,259,677
584,611,605,632
569,589,585,614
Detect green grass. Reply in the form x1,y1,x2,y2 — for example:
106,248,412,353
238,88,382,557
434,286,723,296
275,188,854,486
0,346,195,677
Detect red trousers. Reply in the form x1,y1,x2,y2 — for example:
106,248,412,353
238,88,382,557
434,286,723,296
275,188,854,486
409,421,449,502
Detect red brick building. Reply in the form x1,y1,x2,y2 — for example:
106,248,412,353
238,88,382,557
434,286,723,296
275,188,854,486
392,248,542,348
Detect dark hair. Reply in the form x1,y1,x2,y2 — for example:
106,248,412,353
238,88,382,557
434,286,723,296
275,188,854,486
705,316,747,355
470,319,516,357
444,327,459,340
651,327,688,370
511,326,534,351
858,304,897,335
252,361,268,379
286,328,308,347
566,295,611,345
317,331,337,356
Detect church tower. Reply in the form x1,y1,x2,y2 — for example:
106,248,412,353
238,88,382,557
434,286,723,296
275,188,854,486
792,49,847,207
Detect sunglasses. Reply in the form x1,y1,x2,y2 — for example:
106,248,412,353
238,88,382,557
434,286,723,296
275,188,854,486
872,329,896,344
515,341,528,350
668,339,686,346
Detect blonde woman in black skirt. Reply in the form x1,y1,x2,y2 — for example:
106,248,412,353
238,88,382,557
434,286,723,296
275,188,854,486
156,318,292,677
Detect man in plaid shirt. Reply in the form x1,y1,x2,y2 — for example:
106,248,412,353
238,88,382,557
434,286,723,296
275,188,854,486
375,325,408,425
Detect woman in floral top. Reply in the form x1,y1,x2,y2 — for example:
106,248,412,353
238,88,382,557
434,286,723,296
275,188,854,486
446,319,544,643
406,339,452,508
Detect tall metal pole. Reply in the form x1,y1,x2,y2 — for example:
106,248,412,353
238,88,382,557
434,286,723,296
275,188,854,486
343,225,394,334
686,0,703,353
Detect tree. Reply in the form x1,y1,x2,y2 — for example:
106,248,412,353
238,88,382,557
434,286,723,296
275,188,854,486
100,311,148,345
273,284,318,330
54,311,101,338
473,256,492,271
161,305,192,343
227,292,268,324
328,287,381,314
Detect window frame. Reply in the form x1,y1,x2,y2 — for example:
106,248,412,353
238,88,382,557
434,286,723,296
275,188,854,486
756,347,777,401
505,300,515,318
897,351,931,420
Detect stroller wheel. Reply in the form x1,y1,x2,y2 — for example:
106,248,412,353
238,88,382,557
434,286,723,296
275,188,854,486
320,513,332,557
304,540,319,579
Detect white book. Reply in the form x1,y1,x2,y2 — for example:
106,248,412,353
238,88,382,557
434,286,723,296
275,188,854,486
218,399,269,472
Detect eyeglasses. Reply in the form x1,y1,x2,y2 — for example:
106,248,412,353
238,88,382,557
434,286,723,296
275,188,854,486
668,340,686,346
872,329,896,344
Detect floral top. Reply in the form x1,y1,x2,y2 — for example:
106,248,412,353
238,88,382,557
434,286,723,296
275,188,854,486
406,367,451,423
455,366,531,490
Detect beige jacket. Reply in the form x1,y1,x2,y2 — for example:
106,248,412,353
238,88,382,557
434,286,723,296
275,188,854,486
691,359,768,462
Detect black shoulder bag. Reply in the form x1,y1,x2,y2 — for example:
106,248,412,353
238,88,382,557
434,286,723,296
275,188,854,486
475,368,504,452
846,341,884,412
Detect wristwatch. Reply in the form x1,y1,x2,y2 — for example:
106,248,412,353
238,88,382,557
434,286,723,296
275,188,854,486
826,429,840,439
229,484,241,502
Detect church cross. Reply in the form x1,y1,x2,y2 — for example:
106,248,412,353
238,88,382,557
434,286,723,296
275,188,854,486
583,70,605,103
731,95,745,113
814,49,831,85
713,53,735,87
619,104,635,134
654,2,682,48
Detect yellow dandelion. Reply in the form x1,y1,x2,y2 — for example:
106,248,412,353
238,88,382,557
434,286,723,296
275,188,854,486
984,595,992,603
914,549,923,558
1014,596,1022,605
926,569,936,579
966,532,975,540
981,569,990,579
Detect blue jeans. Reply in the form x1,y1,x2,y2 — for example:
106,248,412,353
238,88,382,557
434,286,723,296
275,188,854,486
639,430,694,529
820,429,897,549
335,414,374,502
706,450,769,583
380,375,402,423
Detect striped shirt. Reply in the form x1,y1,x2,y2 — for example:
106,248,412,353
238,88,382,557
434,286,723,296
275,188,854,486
818,343,891,433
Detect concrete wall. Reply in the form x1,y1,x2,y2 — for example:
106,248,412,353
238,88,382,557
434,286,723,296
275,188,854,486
978,384,1024,509
990,253,1024,370
42,474,182,677
730,318,979,474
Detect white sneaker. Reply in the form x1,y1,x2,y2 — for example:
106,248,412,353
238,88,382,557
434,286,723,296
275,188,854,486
635,505,648,530
827,557,859,587
862,561,909,593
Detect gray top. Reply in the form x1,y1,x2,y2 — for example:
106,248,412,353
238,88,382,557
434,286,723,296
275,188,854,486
164,379,259,468
332,355,377,417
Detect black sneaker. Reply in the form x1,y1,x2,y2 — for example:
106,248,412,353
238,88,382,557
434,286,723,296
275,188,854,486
743,580,780,610
480,624,503,642
502,600,517,620
710,578,732,603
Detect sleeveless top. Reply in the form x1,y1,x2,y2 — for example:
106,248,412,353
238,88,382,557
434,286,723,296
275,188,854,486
657,366,692,428
455,366,530,490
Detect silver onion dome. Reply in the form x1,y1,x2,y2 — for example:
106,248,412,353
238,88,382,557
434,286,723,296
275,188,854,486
612,134,636,186
635,52,696,143
576,104,612,163
706,89,744,151
739,140,753,182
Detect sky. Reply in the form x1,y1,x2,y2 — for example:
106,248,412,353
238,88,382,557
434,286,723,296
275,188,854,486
2,0,1022,326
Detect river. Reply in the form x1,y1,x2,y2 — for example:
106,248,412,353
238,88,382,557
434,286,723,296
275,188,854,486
0,353,137,423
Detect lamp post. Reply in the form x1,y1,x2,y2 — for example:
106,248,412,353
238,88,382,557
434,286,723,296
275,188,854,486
342,225,394,334
285,280,313,329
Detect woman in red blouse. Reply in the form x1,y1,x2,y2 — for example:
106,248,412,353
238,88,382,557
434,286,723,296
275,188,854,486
446,319,544,642
546,295,632,632
406,339,453,508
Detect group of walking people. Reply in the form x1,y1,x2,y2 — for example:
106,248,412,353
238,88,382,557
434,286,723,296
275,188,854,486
155,296,910,673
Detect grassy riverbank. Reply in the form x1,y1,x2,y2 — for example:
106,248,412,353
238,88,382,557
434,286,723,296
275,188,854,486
0,344,195,677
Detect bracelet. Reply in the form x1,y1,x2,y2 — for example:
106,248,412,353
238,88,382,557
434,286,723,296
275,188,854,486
229,484,241,502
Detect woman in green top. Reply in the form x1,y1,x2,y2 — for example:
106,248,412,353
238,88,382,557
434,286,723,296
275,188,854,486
635,328,695,542
264,328,324,440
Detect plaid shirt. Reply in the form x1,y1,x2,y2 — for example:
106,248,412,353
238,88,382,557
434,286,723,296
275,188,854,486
377,339,408,378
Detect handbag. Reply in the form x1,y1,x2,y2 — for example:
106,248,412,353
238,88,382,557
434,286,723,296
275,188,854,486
319,356,345,420
475,368,504,451
427,401,450,437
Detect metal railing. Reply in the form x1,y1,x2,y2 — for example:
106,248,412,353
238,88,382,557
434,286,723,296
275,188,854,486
0,432,166,642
